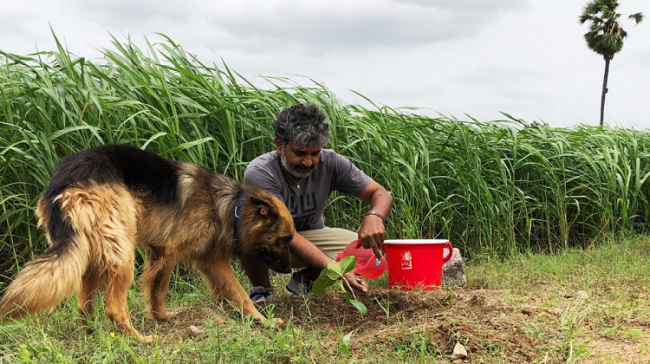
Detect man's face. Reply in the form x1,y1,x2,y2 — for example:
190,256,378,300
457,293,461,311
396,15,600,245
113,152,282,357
275,139,321,180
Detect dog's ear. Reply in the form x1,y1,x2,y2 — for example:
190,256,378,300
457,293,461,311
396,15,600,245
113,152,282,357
249,195,273,217
258,205,268,217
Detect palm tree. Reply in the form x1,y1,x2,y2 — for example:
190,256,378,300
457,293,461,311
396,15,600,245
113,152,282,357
579,0,644,126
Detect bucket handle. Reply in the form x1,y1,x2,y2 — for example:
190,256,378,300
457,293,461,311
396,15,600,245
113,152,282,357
442,241,454,263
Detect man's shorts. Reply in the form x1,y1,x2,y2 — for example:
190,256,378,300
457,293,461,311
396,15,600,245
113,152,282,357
291,228,357,268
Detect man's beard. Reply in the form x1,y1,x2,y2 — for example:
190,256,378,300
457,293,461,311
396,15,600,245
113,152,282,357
280,152,315,179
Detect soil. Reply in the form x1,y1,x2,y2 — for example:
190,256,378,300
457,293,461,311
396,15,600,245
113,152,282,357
139,288,650,363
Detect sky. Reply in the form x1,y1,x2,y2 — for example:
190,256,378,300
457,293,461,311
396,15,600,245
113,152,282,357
2,0,649,129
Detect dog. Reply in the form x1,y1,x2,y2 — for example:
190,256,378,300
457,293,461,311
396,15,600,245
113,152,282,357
0,145,294,343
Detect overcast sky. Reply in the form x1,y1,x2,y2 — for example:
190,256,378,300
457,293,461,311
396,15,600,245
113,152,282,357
2,0,649,129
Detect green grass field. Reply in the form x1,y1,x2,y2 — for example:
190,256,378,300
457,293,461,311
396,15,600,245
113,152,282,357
3,34,650,275
2,34,650,363
1,234,649,363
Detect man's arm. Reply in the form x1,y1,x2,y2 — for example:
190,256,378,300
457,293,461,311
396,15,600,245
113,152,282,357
289,232,332,270
356,181,393,259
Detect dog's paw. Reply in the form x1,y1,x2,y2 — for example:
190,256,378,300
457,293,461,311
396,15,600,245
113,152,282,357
252,313,285,328
151,308,180,322
143,335,155,345
265,317,285,327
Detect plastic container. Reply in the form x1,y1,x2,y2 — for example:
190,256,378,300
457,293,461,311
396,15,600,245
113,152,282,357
382,239,453,291
335,240,387,279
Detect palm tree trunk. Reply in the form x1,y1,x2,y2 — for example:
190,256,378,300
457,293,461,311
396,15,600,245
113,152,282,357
600,58,611,126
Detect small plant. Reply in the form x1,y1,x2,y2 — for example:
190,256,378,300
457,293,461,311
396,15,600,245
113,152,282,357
370,296,390,323
312,256,367,315
338,331,353,357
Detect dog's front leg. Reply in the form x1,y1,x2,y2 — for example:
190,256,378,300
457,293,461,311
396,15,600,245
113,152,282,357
196,259,284,326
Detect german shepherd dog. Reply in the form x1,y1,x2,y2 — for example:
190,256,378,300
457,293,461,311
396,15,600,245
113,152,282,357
0,145,294,343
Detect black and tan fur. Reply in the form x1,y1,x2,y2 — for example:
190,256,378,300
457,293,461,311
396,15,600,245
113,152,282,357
0,145,294,343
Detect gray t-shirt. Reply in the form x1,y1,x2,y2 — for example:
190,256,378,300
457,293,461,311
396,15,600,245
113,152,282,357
243,149,373,231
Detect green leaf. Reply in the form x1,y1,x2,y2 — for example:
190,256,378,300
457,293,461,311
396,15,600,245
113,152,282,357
141,132,168,150
312,275,336,295
349,300,368,315
325,261,343,280
339,332,352,356
339,256,357,274
163,137,215,154
48,125,103,142
313,266,338,295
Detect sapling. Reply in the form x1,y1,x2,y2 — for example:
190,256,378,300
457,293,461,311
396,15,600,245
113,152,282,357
312,256,367,315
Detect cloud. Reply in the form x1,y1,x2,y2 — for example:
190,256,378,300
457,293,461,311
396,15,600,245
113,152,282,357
2,0,646,129
200,0,531,53
14,0,530,58
70,0,194,26
458,65,545,88
0,7,32,35
395,0,528,12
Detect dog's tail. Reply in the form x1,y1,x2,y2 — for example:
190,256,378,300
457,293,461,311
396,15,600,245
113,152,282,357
0,197,89,320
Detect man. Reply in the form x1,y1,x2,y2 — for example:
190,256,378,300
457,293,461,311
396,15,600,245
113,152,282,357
241,104,393,302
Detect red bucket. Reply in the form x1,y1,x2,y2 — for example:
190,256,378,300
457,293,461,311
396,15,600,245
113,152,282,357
382,239,453,291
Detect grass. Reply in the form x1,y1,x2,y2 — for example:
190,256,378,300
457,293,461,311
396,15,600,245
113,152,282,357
469,233,650,296
1,234,649,363
3,33,650,280
2,31,650,362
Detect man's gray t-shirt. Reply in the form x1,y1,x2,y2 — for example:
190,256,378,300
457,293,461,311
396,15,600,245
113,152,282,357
243,149,373,231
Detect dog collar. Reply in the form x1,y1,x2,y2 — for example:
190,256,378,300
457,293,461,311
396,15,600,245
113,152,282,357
233,194,247,239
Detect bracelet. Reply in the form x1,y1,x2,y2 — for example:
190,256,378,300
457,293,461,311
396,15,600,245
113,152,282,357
365,210,385,221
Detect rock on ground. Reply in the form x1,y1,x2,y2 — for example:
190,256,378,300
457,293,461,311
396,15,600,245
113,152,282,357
442,248,466,287
451,342,468,359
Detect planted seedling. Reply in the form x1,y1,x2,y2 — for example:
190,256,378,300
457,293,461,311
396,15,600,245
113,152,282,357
312,256,367,315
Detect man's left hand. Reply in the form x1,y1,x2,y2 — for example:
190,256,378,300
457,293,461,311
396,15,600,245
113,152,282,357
341,271,369,296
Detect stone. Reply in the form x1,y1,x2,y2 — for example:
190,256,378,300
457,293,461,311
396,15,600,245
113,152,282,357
188,325,205,338
442,248,466,287
451,342,468,359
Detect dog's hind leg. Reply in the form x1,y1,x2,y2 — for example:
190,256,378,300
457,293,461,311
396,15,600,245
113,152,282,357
83,184,152,344
196,258,284,326
104,260,153,344
78,271,100,334
141,251,176,321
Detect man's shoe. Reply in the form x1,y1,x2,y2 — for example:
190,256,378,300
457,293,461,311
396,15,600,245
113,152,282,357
285,272,314,296
249,286,274,303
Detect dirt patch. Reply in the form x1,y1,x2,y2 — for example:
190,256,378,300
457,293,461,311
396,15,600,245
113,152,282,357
581,337,650,363
283,289,552,362
144,289,563,362
135,288,650,362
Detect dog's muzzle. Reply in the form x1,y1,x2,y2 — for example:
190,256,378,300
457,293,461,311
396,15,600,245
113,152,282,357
260,251,291,274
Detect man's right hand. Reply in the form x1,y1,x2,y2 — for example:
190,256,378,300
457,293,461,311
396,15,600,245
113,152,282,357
359,213,385,260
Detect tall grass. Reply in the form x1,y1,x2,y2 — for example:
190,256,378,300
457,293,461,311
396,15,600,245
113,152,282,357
2,34,650,280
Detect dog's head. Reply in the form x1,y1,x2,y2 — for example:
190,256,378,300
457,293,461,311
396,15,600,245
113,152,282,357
238,186,294,274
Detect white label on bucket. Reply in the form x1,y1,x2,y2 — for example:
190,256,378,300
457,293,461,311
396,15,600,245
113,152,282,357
401,251,413,270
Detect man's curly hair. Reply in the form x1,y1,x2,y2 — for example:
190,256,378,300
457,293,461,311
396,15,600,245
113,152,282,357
273,104,331,148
